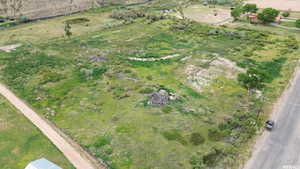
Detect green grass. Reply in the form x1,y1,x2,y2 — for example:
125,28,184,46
281,21,297,28
0,6,299,169
0,96,73,169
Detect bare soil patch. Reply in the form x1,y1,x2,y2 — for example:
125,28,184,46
185,57,244,92
184,5,232,24
0,44,21,53
246,0,300,11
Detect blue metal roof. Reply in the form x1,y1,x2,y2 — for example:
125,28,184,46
28,158,62,169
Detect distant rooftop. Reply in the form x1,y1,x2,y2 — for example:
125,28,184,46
25,158,62,169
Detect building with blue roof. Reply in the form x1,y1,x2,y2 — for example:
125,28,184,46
25,158,62,169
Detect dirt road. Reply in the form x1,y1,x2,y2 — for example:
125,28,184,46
0,83,105,169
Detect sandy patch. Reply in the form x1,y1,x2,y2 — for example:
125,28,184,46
184,5,232,25
0,44,22,53
186,57,244,92
246,0,300,12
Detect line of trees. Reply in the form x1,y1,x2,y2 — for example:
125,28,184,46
231,3,280,23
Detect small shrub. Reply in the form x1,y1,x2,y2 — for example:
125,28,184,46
17,16,30,23
296,19,300,28
190,154,205,169
161,106,172,113
282,11,290,17
208,128,224,141
110,8,146,20
139,88,154,94
146,75,153,80
116,124,133,133
146,13,166,23
203,148,223,167
162,129,187,145
190,132,205,145
41,71,64,84
65,18,90,24
94,136,111,148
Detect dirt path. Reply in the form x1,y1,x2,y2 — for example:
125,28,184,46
0,44,21,52
128,54,180,61
0,83,106,169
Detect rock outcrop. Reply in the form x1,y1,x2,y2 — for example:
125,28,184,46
148,90,169,106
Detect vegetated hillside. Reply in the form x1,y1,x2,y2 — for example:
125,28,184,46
0,0,147,19
0,4,299,169
0,96,73,169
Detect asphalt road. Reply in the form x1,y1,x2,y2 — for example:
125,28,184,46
244,70,300,169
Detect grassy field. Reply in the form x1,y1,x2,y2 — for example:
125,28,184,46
280,21,297,28
0,95,73,169
0,4,299,169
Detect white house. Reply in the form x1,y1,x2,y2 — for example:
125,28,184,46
25,158,62,169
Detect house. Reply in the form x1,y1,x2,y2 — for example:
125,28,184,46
249,14,281,24
25,158,62,169
249,14,262,23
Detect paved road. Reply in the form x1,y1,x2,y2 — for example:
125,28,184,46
0,84,105,169
244,69,300,169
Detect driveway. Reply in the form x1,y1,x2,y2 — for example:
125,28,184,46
244,68,300,169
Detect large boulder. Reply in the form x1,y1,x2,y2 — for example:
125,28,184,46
148,90,169,106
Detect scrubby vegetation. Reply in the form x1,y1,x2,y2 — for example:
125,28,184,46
0,3,299,169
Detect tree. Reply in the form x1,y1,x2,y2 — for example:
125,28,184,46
238,68,266,91
64,23,72,38
231,7,243,21
243,3,258,14
257,8,280,23
296,19,300,28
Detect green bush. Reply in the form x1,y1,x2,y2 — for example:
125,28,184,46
40,71,64,84
78,66,107,81
146,13,166,23
94,136,111,148
296,19,300,28
190,132,205,145
203,148,224,167
162,129,187,145
110,8,146,20
208,128,224,141
17,16,30,24
139,88,154,94
282,11,290,17
161,106,172,113
238,57,286,90
190,154,205,169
